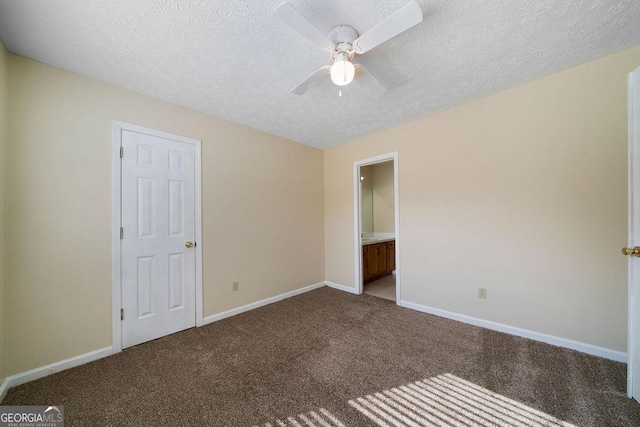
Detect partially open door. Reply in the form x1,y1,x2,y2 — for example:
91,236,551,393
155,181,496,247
625,65,640,402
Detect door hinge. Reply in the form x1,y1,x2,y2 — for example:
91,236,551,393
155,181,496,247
120,308,124,321
120,146,124,158
120,227,124,239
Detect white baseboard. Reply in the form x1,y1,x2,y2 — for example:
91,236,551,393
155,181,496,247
203,282,326,325
1,282,328,398
0,346,113,400
399,300,626,363
3,289,622,402
324,281,359,294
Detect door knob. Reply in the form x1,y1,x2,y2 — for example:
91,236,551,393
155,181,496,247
185,241,194,248
622,246,640,257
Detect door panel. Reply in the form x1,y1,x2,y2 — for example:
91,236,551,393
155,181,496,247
375,243,387,275
137,177,154,237
168,253,184,310
387,242,395,272
168,181,184,236
121,130,196,348
367,245,379,276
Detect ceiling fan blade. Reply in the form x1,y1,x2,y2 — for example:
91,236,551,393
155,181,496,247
291,66,331,95
275,3,334,52
355,64,386,97
353,1,423,54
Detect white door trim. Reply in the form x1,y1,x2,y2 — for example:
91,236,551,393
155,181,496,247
353,152,400,302
628,68,640,398
111,121,203,354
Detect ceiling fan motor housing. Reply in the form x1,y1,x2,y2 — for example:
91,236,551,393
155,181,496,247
328,25,359,60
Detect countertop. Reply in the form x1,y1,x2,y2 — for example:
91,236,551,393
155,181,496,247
361,236,395,246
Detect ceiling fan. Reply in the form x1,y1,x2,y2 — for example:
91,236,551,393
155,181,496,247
275,1,423,97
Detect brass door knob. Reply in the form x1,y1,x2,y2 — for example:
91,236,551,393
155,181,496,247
185,241,194,248
622,246,640,257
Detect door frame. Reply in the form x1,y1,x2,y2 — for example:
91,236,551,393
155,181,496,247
628,68,639,398
353,152,400,302
111,120,204,353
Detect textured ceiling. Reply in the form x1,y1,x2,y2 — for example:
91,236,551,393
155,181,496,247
0,1,639,149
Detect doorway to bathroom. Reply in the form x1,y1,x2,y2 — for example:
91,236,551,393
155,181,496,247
353,153,400,303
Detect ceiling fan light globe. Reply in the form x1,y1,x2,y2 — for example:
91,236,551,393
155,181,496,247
330,59,355,86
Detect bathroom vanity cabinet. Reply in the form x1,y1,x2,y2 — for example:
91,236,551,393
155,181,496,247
363,240,395,283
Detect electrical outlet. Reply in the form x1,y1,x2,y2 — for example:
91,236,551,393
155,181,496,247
232,281,239,292
478,287,487,299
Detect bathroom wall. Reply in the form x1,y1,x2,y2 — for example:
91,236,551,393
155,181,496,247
359,162,394,234
371,161,395,233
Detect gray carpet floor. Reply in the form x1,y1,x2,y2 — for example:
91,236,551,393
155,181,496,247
3,287,640,426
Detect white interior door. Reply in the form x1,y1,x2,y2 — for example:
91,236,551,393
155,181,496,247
628,65,640,401
121,129,196,348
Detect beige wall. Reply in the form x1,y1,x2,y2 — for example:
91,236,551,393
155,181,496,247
7,55,325,375
325,45,640,352
0,41,7,385
371,161,395,233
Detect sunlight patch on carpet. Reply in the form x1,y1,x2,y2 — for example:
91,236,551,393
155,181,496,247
348,373,576,427
255,407,346,427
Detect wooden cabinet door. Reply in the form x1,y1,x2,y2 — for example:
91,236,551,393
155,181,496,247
362,246,370,281
387,241,395,272
367,244,380,277
376,243,387,274
363,241,396,283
